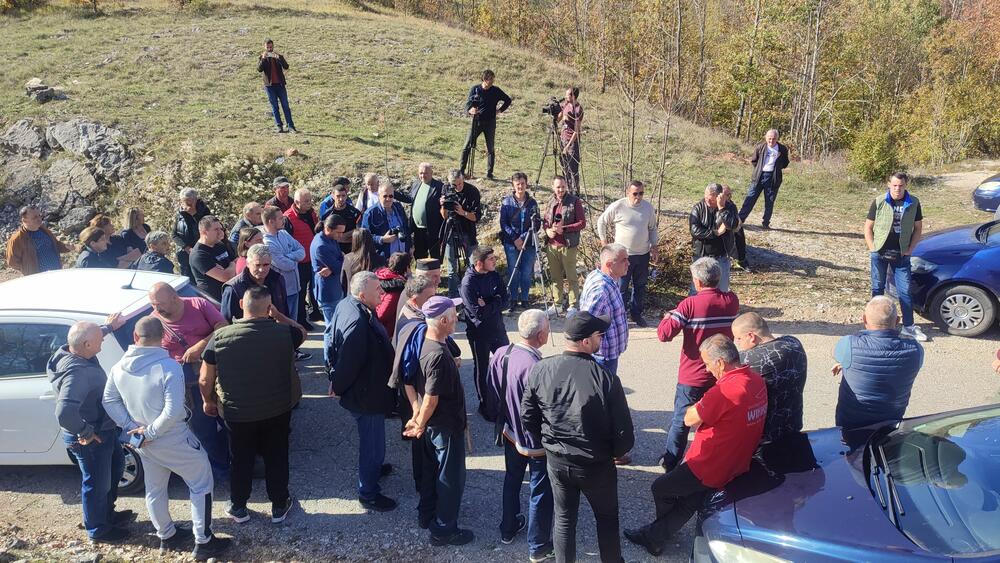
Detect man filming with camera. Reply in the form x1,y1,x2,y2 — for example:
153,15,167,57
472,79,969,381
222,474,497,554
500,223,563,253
460,69,512,181
559,87,584,194
440,169,482,298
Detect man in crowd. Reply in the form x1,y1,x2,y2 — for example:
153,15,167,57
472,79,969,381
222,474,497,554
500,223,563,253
459,245,510,413
864,172,927,341
558,87,584,194
200,286,303,524
148,282,230,480
229,202,263,245
135,231,176,274
625,335,767,556
261,206,306,328
102,317,231,559
172,188,211,283
521,312,634,563
257,38,296,134
319,178,362,253
440,169,482,297
656,257,739,472
542,176,586,317
690,183,739,293
738,129,789,231
598,180,659,327
6,205,72,276
404,297,474,546
500,172,540,311
311,215,347,348
396,272,437,340
221,244,297,327
833,296,924,430
361,179,411,259
732,312,807,444
49,316,132,544
580,244,630,377
267,177,293,212
460,69,513,180
284,188,322,324
328,271,398,512
407,162,444,260
356,172,382,213
189,216,237,301
484,309,554,561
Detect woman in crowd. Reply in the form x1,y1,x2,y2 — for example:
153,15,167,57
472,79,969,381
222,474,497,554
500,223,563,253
89,214,141,268
234,227,263,274
119,207,151,254
76,227,118,268
340,227,386,295
375,251,412,336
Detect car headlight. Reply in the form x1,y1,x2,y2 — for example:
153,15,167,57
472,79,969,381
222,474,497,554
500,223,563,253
909,256,937,274
708,540,791,563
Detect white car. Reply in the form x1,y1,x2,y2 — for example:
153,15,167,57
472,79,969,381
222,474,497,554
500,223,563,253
0,268,212,493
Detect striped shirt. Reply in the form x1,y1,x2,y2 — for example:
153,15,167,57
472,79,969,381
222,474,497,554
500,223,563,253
657,288,740,387
580,269,629,361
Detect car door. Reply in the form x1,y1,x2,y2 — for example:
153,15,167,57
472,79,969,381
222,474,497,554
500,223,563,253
0,318,72,455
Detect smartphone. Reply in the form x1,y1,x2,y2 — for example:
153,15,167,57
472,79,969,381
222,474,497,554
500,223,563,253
129,432,145,449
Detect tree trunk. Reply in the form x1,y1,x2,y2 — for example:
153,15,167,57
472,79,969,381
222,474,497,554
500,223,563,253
735,0,764,138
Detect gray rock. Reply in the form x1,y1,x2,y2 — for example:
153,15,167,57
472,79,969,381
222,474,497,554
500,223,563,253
45,120,129,180
0,156,43,207
39,159,100,217
25,78,46,92
57,206,97,235
1,119,47,158
70,553,100,563
25,79,59,103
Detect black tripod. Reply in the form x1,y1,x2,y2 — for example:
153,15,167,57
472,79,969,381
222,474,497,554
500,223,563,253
439,211,468,293
505,214,551,313
534,118,562,186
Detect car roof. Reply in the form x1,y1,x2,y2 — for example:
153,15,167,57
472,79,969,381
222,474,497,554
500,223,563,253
0,269,189,316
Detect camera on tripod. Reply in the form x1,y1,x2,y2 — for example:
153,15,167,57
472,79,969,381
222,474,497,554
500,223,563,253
540,97,564,118
441,184,460,213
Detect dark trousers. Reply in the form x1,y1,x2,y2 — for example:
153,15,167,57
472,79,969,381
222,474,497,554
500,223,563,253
642,463,712,548
735,227,749,264
460,117,497,177
412,226,441,260
560,138,581,194
738,171,779,226
176,249,195,284
445,232,475,298
265,83,295,129
421,426,466,537
470,332,510,407
350,411,386,501
619,252,650,320
62,429,124,539
226,410,291,510
662,383,712,471
503,441,554,557
548,459,622,563
189,387,231,480
296,261,317,320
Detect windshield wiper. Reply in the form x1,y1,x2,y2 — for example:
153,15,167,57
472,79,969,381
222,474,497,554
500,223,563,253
866,440,888,510
877,443,906,528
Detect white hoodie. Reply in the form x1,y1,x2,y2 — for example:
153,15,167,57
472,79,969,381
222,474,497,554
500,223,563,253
102,345,187,443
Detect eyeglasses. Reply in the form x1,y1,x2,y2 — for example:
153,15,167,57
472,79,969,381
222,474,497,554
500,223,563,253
631,191,644,196
381,195,395,199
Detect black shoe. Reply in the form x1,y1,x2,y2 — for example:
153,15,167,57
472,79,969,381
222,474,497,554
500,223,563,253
294,350,312,362
160,525,194,552
486,174,496,181
658,452,677,473
623,527,663,557
272,497,294,523
380,463,393,478
276,126,286,133
431,528,475,546
111,509,137,526
90,526,130,544
359,494,398,512
193,535,232,561
226,502,251,523
500,514,526,544
418,515,433,529
301,321,315,332
632,316,648,328
761,223,771,230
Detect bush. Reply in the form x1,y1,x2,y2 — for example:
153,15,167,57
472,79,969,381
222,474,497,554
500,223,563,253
849,120,900,183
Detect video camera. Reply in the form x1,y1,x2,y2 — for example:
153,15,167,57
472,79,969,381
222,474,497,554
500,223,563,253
442,184,460,213
540,97,564,118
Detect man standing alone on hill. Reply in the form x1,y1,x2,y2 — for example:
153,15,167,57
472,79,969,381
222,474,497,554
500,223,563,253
257,38,297,134
460,69,512,181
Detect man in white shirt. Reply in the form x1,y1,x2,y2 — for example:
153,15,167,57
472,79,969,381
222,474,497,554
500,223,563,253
597,181,658,327
737,129,790,268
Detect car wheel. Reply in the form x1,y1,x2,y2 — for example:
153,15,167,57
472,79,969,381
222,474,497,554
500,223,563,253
930,285,996,337
118,443,144,495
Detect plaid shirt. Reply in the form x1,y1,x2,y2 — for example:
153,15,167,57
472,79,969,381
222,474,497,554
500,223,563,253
580,269,628,360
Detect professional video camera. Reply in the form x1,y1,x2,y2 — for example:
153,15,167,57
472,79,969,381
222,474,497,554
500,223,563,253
441,183,460,213
540,96,564,118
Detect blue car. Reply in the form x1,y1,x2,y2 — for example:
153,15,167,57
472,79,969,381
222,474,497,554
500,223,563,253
908,220,1000,337
972,173,1000,214
693,404,1000,562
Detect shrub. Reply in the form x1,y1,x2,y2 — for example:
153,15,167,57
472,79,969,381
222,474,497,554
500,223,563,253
849,120,900,183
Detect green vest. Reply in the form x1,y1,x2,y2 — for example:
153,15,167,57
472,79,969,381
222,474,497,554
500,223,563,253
872,193,920,253
212,318,299,423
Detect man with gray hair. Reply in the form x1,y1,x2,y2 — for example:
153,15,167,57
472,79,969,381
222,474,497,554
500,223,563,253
625,334,766,556
689,183,739,293
441,169,482,297
134,231,176,274
328,271,398,512
360,179,412,259
102,316,231,559
484,309,554,558
579,243,630,377
407,162,444,260
832,295,924,430
739,128,789,231
656,257,739,472
229,202,263,245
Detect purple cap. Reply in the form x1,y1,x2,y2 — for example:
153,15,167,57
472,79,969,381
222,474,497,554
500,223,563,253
421,295,462,318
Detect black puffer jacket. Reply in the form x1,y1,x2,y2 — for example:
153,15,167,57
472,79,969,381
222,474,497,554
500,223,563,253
171,199,211,250
690,199,739,260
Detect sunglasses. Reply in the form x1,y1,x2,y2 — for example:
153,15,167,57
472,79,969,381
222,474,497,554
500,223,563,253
631,191,644,196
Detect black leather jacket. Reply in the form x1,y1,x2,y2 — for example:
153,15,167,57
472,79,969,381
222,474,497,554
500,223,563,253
690,199,740,259
172,200,212,250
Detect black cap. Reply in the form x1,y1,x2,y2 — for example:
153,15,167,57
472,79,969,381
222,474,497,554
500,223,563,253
332,176,350,187
272,176,290,188
416,258,441,271
564,311,611,341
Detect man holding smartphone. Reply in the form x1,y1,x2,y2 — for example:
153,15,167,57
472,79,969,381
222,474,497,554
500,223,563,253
257,38,297,134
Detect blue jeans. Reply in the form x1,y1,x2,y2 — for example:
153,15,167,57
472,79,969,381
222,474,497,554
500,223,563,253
504,242,537,303
739,170,778,226
502,441,554,557
62,429,124,539
321,305,337,366
351,411,386,501
446,233,475,298
425,426,466,536
265,83,295,129
620,252,650,319
188,387,230,480
871,252,914,326
286,292,299,323
594,355,619,377
662,383,712,470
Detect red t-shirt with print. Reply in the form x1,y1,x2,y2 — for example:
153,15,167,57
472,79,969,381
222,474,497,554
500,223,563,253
684,365,768,488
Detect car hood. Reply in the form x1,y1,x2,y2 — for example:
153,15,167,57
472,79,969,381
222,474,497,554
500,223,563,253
726,429,935,558
913,224,982,260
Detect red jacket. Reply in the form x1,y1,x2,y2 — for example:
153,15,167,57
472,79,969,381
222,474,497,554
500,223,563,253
657,288,740,387
284,207,318,263
375,267,406,337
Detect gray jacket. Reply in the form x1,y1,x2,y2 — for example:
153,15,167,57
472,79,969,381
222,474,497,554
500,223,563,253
103,345,188,443
47,343,116,440
262,229,305,297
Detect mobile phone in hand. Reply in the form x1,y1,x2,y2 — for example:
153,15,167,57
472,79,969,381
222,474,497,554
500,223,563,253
129,432,145,449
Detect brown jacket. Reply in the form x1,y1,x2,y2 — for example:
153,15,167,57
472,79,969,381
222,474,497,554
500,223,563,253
5,225,72,275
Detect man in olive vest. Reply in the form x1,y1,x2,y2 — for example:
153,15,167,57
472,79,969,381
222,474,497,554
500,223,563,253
200,286,304,525
864,172,927,342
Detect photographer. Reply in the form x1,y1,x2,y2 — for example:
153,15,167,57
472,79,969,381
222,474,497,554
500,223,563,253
439,169,481,298
256,38,296,134
558,87,584,194
459,69,512,181
499,172,540,311
361,179,411,259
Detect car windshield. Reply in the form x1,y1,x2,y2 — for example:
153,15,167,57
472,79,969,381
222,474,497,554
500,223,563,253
111,284,218,350
871,406,1000,555
975,221,1000,244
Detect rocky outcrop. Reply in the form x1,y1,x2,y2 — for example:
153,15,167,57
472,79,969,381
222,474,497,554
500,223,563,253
46,120,129,181
1,119,48,158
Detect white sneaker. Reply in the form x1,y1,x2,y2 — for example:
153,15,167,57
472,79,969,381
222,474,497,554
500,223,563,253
565,307,579,318
901,325,928,342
